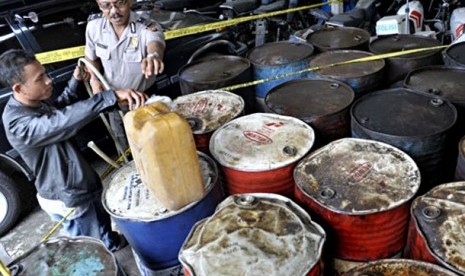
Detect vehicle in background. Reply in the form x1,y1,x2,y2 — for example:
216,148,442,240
0,0,245,236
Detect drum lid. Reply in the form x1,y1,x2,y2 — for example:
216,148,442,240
247,41,314,66
172,90,245,134
404,66,465,106
351,88,457,137
294,138,420,214
265,78,354,120
369,34,442,59
445,41,465,65
103,152,217,220
306,26,370,51
209,113,315,171
179,55,250,83
309,50,385,78
412,182,465,274
179,193,326,275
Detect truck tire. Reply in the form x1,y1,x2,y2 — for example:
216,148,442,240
0,171,21,236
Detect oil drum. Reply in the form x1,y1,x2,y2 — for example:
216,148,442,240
404,181,465,275
306,26,370,52
455,136,465,180
308,50,385,98
443,41,465,68
178,55,255,114
179,193,326,276
247,41,314,111
369,34,443,86
209,113,315,198
172,90,245,155
7,236,121,275
102,152,222,271
264,78,354,147
351,88,457,194
344,259,460,276
294,138,421,275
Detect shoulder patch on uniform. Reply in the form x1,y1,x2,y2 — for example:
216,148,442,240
87,13,103,22
137,17,159,32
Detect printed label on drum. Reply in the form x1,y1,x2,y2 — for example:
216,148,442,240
210,113,315,171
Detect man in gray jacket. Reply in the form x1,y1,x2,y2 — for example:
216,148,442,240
0,49,146,251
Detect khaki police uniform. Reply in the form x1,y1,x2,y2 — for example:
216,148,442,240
85,11,165,150
85,11,165,92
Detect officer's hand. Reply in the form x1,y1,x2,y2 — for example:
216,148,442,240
114,89,148,110
141,55,164,78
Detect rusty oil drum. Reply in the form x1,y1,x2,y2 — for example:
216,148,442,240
178,55,255,114
172,90,245,155
209,113,315,198
294,138,421,275
247,41,314,110
8,236,120,275
344,259,460,276
404,181,465,275
179,193,326,276
102,152,222,271
308,50,385,98
351,88,457,193
306,26,370,52
369,34,443,86
264,78,354,147
443,41,465,68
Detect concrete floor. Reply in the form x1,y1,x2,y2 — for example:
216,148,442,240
0,150,183,276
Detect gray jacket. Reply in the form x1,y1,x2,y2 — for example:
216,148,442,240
2,78,118,207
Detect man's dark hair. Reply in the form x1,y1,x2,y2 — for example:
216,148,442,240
0,49,37,87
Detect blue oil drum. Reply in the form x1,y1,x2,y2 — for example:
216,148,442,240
102,152,222,270
247,41,314,111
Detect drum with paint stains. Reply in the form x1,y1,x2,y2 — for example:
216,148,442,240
179,193,326,276
102,152,222,271
344,259,460,276
209,113,315,198
264,78,354,147
294,138,421,275
405,181,465,275
351,88,457,193
8,236,120,275
369,34,443,86
172,90,245,155
247,41,315,111
306,26,370,52
178,55,255,114
308,50,385,98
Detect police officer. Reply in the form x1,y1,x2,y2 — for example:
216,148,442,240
85,0,166,150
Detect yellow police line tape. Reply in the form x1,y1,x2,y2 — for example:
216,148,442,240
221,44,449,91
35,0,339,65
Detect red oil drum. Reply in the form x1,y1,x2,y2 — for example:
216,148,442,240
306,26,371,52
7,236,120,275
369,34,443,86
294,138,421,275
308,50,385,98
209,113,315,198
172,90,245,155
179,193,326,276
344,259,460,276
405,181,465,275
264,78,354,147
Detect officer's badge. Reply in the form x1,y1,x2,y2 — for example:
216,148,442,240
130,37,138,48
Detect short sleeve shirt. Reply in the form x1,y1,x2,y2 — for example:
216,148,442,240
85,11,165,92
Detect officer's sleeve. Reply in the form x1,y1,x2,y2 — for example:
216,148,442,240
85,20,98,61
145,21,166,47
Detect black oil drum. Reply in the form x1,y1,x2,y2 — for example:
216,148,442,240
351,88,457,194
308,50,385,99
369,34,443,86
306,26,370,52
178,55,255,114
443,41,465,68
264,78,354,147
